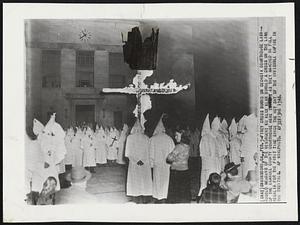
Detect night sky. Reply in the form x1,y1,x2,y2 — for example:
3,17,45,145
136,19,253,133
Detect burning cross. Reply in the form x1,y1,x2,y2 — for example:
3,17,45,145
102,70,190,129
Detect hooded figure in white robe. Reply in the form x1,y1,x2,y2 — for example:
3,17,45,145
29,114,66,192
64,128,75,166
216,119,229,171
125,120,152,197
72,128,83,167
117,124,129,165
25,119,54,194
40,114,67,176
107,127,119,161
94,126,108,164
229,118,242,165
149,115,175,200
240,114,258,178
198,114,220,196
211,117,223,173
82,127,96,168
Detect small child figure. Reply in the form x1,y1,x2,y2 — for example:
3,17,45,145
197,173,227,203
37,176,57,205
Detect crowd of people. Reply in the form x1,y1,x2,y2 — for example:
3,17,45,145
124,113,258,204
63,123,129,173
25,111,258,205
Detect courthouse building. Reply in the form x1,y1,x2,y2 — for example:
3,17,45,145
25,20,140,132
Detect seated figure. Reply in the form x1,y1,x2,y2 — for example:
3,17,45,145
37,176,57,205
26,176,57,205
197,173,227,203
222,162,251,203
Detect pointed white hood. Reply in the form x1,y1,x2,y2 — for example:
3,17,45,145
201,114,211,136
99,126,104,132
33,118,44,136
238,115,247,133
153,114,166,136
229,118,238,139
86,127,93,137
221,119,228,131
43,113,65,138
120,124,129,138
122,124,129,133
130,119,144,134
43,113,55,135
211,116,221,133
67,127,74,137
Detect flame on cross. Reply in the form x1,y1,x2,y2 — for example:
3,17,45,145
102,70,190,130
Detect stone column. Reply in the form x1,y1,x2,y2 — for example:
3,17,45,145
26,47,42,136
61,48,76,91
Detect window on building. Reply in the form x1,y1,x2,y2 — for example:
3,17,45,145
75,105,95,125
114,111,123,129
76,51,94,87
109,75,125,88
42,50,61,88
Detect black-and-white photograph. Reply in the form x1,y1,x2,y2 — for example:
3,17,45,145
3,2,297,222
24,18,266,205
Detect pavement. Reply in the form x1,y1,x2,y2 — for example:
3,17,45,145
58,163,199,204
86,164,131,203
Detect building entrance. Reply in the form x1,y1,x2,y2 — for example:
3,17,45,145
75,104,95,125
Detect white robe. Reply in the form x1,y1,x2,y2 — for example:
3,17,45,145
25,136,61,193
94,133,107,164
149,133,175,200
107,134,118,160
216,132,229,172
82,135,96,167
198,133,219,196
64,135,74,165
230,137,242,164
27,115,66,192
117,132,127,164
240,131,257,178
40,136,66,191
125,133,152,196
72,134,83,167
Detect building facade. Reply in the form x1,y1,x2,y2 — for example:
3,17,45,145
26,19,255,135
26,20,139,132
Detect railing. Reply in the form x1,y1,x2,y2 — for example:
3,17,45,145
42,76,61,88
77,79,94,87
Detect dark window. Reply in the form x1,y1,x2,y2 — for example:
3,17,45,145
76,51,94,87
114,111,123,129
41,50,61,88
109,75,125,88
75,105,95,125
